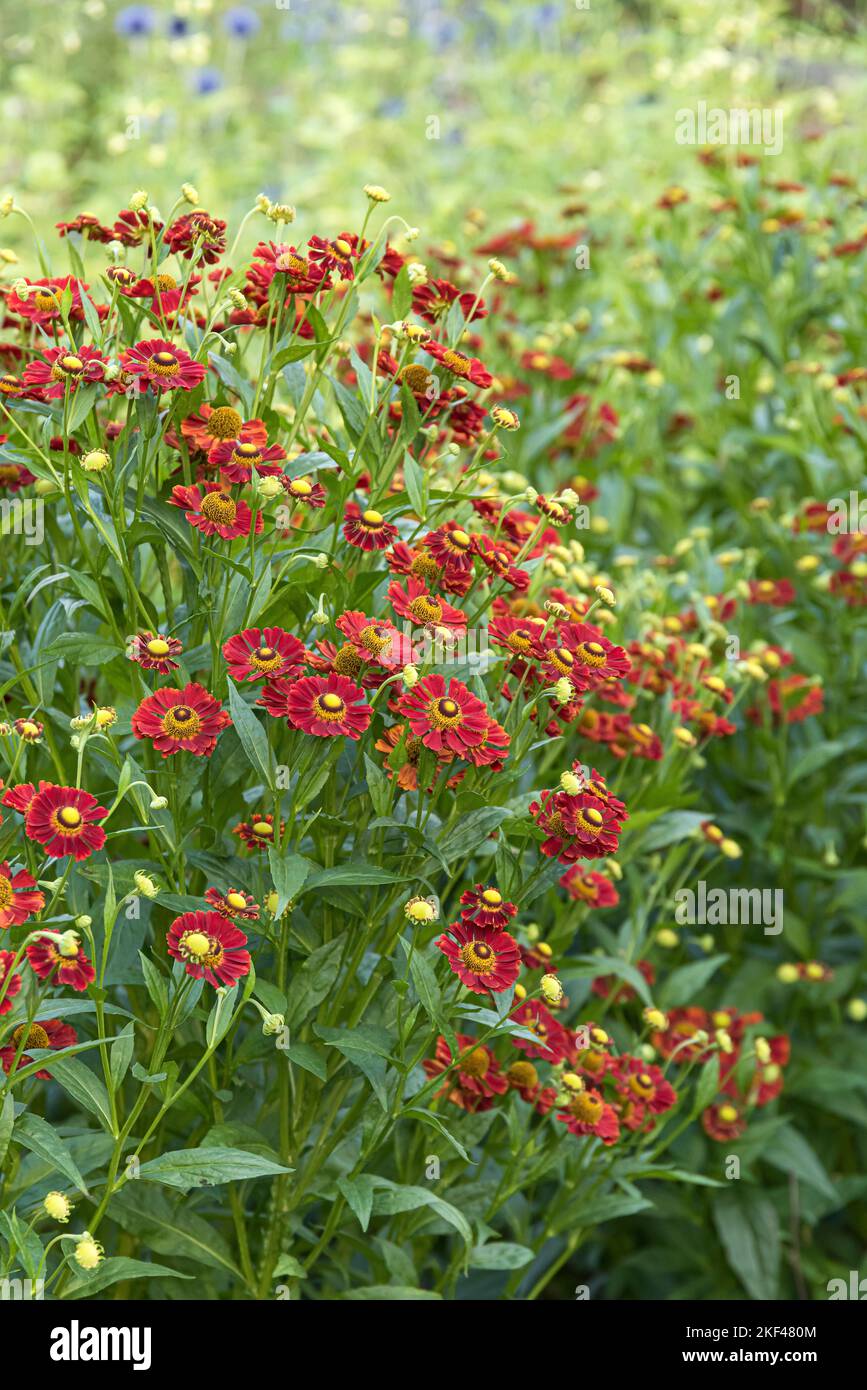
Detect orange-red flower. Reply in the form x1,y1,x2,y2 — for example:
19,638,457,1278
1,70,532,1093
167,911,251,988
222,627,307,683
435,919,521,994
0,862,45,930
397,674,489,754
26,785,107,861
170,482,264,539
131,683,231,757
121,338,207,393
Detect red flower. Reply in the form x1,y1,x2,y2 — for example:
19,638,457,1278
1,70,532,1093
424,340,493,388
282,475,327,508
748,578,795,606
56,214,113,242
549,622,631,690
232,814,283,851
308,232,363,281
22,346,106,399
397,674,489,754
129,631,183,673
435,919,521,994
560,867,619,909
387,577,467,634
0,862,45,929
0,951,22,1014
463,717,510,769
335,610,418,670
424,523,476,577
279,673,372,739
651,1007,713,1063
510,1000,572,1064
222,627,307,683
702,1101,746,1142
167,911,251,988
164,211,227,264
459,885,517,930
2,781,48,816
528,789,624,863
170,483,263,540
342,502,399,551
613,1056,677,1117
204,888,260,922
423,1034,508,1112
131,683,231,757
488,614,547,665
26,785,107,861
27,938,96,992
557,1089,621,1145
181,405,266,455
250,241,326,294
1,1018,77,1078
121,339,206,393
209,437,286,484
7,277,86,326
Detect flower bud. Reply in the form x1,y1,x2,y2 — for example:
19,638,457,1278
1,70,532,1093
128,190,149,212
44,1191,73,1223
133,871,159,899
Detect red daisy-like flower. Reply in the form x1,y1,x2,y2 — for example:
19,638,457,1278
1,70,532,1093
748,578,795,607
488,614,548,665
280,673,372,740
528,789,623,863
209,437,286,485
167,911,252,988
164,211,227,264
222,626,307,683
281,474,327,508
463,717,511,769
412,277,487,324
0,458,36,492
204,887,260,922
129,631,184,673
22,346,107,399
131,683,231,757
560,867,620,909
342,502,399,551
397,674,488,754
387,576,467,635
56,214,113,242
26,785,107,861
424,339,493,388
121,339,206,394
459,884,517,930
424,523,476,576
0,1018,77,1078
170,483,263,540
251,241,326,295
0,862,45,929
557,1089,621,1145
335,610,417,670
181,404,267,456
6,276,86,326
510,1000,572,1064
1,781,49,816
308,232,362,281
702,1101,747,1142
423,1034,509,1112
27,937,96,992
232,814,284,852
550,622,631,690
651,1007,713,1063
0,951,22,1015
613,1056,677,1116
435,919,521,994
127,271,200,319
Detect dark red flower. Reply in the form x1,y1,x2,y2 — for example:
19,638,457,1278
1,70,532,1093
702,1101,746,1142
342,502,398,551
459,884,517,930
204,888,260,922
278,673,372,739
560,867,619,909
435,919,521,994
26,785,107,861
0,862,45,929
121,338,206,393
27,937,96,992
129,631,183,673
170,482,263,540
748,578,795,606
232,814,284,852
510,1000,572,1064
167,910,251,988
22,346,106,399
387,576,467,634
1,1017,77,1078
397,674,489,754
222,627,307,683
0,951,22,1014
423,1034,508,1112
131,683,231,757
209,437,286,484
557,1088,621,1144
164,211,227,264
424,339,493,388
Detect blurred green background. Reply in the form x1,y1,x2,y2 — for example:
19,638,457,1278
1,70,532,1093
2,0,866,244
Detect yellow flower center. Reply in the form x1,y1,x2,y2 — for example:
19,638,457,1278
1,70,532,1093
58,806,83,829
442,349,472,374
182,931,211,958
147,638,170,656
200,492,237,524
208,406,243,439
409,594,442,624
362,509,384,526
718,1104,739,1124
251,820,273,837
314,692,347,720
460,940,496,974
577,641,607,666
569,1091,603,1124
12,1023,49,1049
460,1047,490,1079
162,705,202,738
289,478,312,496
226,892,248,911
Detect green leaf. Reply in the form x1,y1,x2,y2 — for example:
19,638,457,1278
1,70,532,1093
659,955,728,1008
227,679,274,790
343,1285,442,1300
13,1113,89,1194
137,1145,292,1192
302,862,411,892
363,753,392,817
371,1181,473,1247
63,1256,193,1298
763,1124,838,1202
469,1242,534,1270
392,264,413,319
268,848,311,915
0,1093,14,1170
402,1108,471,1162
109,1188,242,1277
692,1055,721,1115
435,807,514,865
338,1173,376,1232
42,1055,114,1133
283,938,345,1029
712,1192,780,1300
